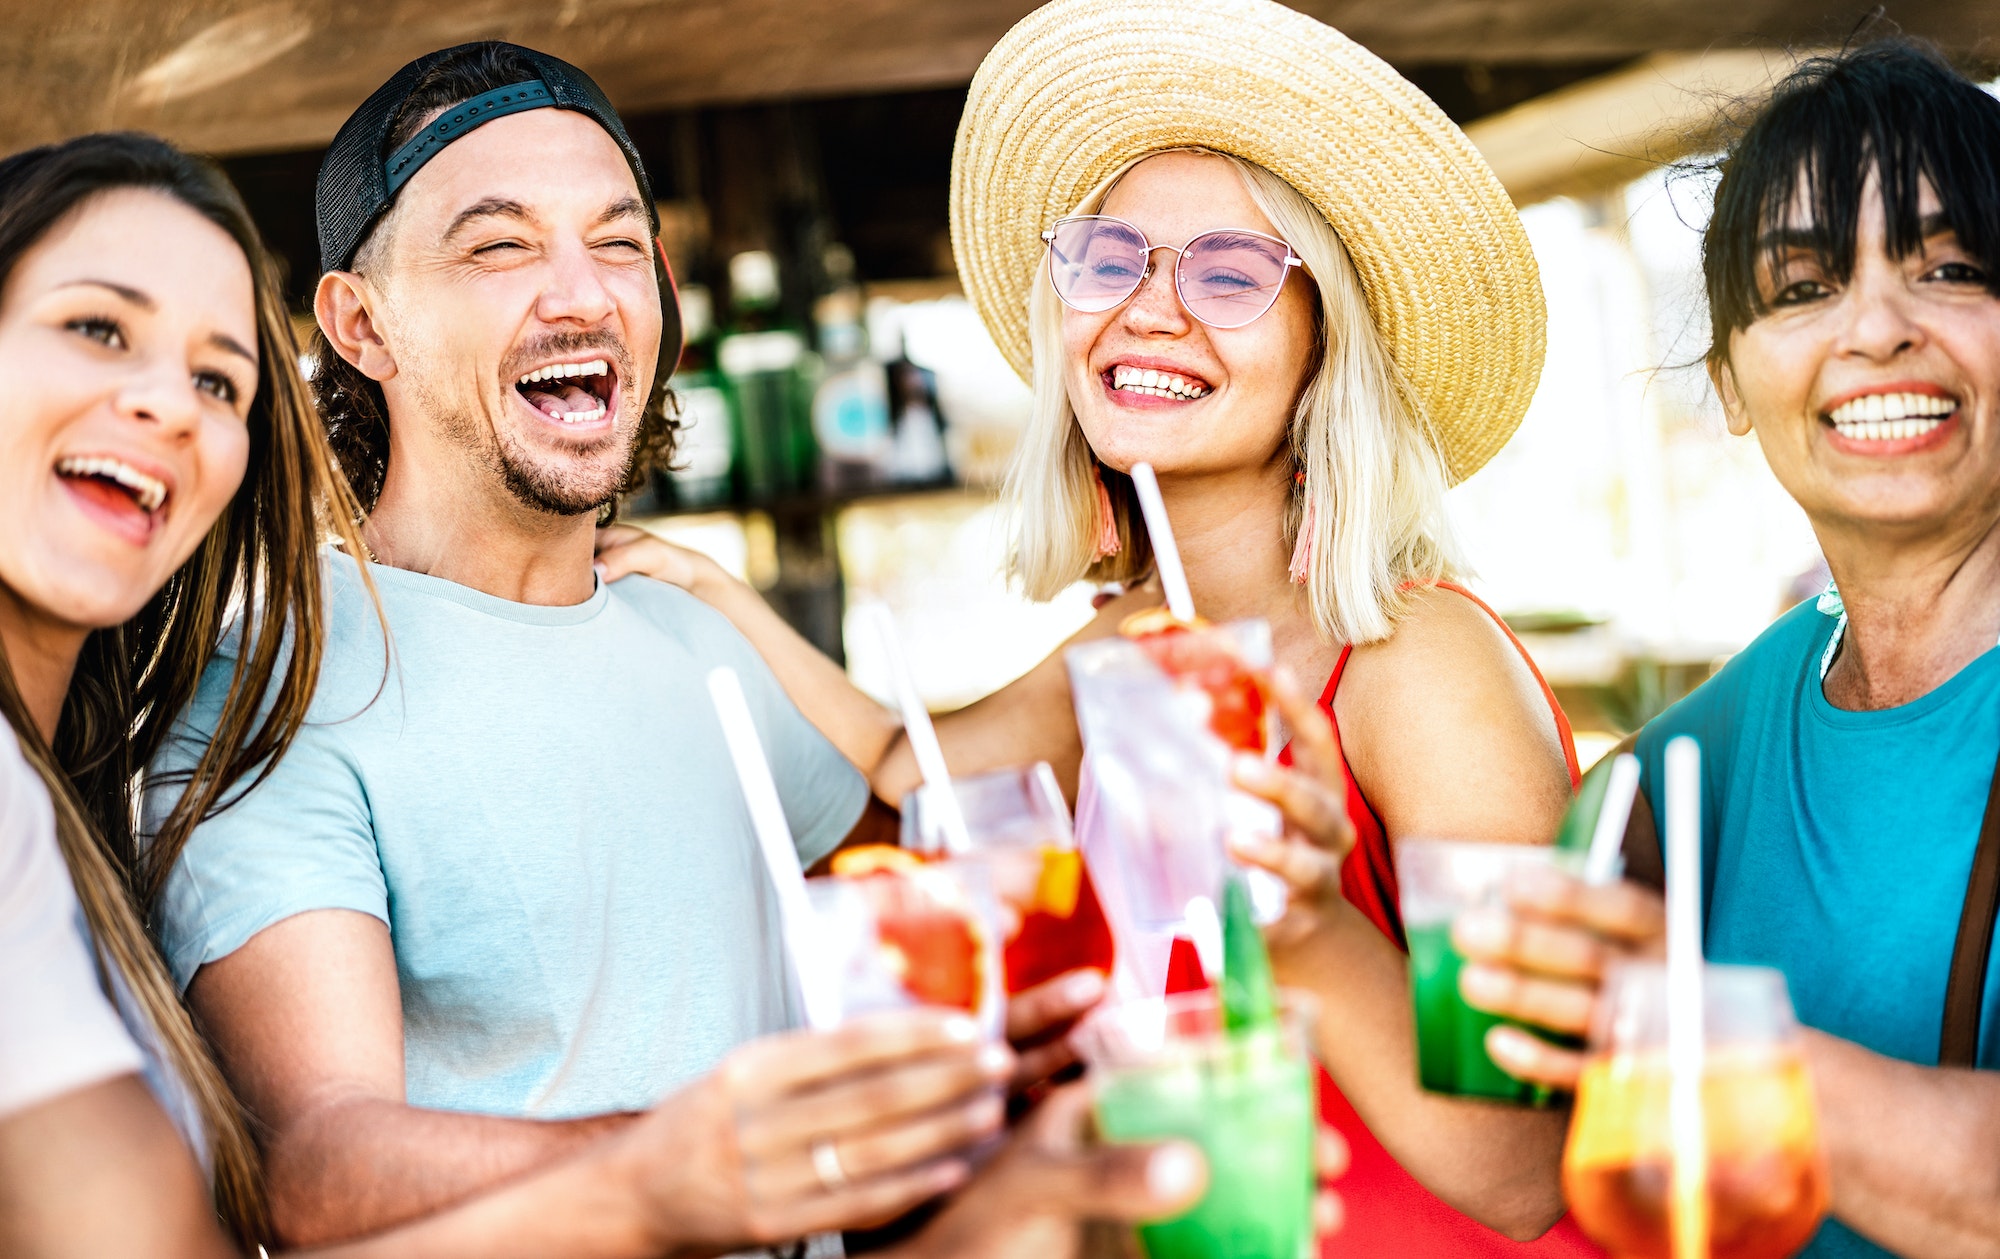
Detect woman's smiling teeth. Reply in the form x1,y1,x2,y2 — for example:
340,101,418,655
1111,364,1209,399
516,358,611,424
55,455,167,512
1825,391,1956,442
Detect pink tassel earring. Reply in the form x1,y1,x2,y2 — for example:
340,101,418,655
1091,463,1123,560
1288,470,1314,585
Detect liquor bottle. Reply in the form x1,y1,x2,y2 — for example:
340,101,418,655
811,245,892,492
886,346,949,485
664,285,734,509
717,250,816,500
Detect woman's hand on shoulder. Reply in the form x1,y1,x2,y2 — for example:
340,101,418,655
593,525,729,597
1337,585,1572,845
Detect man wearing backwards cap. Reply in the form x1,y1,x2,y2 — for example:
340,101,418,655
139,41,1100,1253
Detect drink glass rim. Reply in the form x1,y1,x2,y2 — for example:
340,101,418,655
903,760,1075,855
1075,986,1318,1071
1589,958,1801,1054
1395,838,1576,925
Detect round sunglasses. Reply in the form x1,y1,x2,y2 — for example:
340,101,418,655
1041,214,1304,329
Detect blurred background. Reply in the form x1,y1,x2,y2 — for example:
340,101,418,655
15,1,1997,762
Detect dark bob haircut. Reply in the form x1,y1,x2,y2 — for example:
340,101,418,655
1703,41,2000,364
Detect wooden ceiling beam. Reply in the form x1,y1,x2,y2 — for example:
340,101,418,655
1465,50,1810,206
1,0,1992,157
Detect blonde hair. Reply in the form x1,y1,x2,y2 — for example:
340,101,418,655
1004,150,1462,645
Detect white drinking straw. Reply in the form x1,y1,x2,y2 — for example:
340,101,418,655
858,602,972,854
1184,893,1223,982
1130,462,1197,623
1583,753,1642,885
708,667,841,1031
1662,736,1709,1259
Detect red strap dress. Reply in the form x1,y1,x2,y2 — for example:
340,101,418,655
1282,581,1601,1256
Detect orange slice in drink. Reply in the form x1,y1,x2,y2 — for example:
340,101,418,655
830,844,927,878
1120,606,1207,637
1033,847,1085,918
875,899,986,1013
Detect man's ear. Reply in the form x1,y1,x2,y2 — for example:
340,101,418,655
315,271,397,384
1708,353,1753,437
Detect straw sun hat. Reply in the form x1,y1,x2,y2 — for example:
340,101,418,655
949,0,1546,483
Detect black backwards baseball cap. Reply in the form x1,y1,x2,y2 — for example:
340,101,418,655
315,41,683,372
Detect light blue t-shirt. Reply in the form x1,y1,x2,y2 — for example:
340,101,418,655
1638,599,2000,1259
149,551,867,1120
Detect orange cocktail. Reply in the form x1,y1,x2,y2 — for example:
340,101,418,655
1563,965,1829,1259
998,841,1117,992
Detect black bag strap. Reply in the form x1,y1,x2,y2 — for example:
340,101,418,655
1607,732,1663,893
1939,743,2000,1068
1606,731,2000,1068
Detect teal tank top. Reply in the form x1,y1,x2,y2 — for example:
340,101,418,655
1637,599,2000,1259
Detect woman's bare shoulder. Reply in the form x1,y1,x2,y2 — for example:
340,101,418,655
1346,585,1530,682
1336,585,1571,841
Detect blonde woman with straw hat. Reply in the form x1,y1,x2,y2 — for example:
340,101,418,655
596,0,1597,1249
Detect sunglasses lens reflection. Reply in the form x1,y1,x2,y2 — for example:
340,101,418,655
1047,218,1150,312
1048,219,1293,327
1178,231,1293,328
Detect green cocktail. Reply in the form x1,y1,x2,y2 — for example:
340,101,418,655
1408,920,1547,1103
1398,839,1573,1105
1079,991,1317,1259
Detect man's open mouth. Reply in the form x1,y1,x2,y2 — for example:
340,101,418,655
515,358,616,425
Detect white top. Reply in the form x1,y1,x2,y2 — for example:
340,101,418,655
0,729,144,1118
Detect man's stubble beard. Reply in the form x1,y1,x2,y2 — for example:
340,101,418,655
421,378,637,518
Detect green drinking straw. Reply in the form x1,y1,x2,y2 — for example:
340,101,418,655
1220,873,1277,1032
1554,754,1616,857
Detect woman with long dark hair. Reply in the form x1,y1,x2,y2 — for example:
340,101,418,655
0,128,372,1247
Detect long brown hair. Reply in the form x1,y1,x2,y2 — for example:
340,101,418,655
0,132,371,1247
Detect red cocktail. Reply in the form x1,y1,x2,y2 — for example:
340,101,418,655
901,764,1116,994
1121,609,1271,754
819,846,998,1020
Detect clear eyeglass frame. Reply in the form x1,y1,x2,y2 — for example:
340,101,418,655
1040,213,1306,329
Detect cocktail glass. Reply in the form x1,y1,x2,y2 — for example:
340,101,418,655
1564,962,1830,1259
804,857,1006,1038
1075,988,1319,1259
902,763,1116,993
1397,838,1577,1104
1067,635,1234,994
1120,611,1276,755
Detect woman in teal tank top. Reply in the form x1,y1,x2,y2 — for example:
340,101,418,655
1454,41,2000,1259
